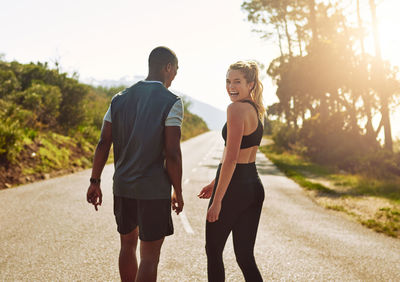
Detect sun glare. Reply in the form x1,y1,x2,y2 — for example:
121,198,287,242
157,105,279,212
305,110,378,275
360,1,400,66
357,0,400,139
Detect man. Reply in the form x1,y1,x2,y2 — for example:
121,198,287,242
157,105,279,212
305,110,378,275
86,46,184,282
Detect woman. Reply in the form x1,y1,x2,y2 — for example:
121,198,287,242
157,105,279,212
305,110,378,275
198,61,265,282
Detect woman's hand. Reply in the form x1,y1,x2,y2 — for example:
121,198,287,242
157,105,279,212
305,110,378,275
198,183,213,199
207,201,221,222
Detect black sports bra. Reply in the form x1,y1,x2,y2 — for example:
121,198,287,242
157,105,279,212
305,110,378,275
222,100,263,149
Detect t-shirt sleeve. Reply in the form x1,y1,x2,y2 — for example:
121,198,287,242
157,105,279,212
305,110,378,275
103,91,125,123
165,98,184,127
103,104,112,123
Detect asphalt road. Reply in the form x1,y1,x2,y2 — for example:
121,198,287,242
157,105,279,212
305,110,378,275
1,131,400,281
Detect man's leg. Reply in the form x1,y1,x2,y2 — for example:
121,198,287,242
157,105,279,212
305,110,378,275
119,227,139,282
136,237,165,282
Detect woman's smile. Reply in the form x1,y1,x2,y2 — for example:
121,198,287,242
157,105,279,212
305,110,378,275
226,69,253,102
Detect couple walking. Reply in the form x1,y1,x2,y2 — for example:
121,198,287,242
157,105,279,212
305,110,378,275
86,46,265,282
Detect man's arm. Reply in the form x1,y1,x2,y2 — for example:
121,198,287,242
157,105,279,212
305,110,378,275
164,126,184,215
86,121,112,211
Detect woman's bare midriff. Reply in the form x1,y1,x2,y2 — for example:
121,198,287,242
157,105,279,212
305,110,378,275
221,146,259,164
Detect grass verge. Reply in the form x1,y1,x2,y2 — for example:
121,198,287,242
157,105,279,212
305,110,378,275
259,143,400,238
0,132,95,188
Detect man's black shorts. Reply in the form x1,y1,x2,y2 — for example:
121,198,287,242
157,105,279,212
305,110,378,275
113,195,174,241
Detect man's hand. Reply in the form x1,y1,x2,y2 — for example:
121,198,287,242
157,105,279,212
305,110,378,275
171,190,184,215
86,184,102,211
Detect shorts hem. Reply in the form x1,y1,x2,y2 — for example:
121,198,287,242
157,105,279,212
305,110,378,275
139,230,174,242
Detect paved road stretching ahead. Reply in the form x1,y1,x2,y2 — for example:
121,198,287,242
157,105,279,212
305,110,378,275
1,131,400,281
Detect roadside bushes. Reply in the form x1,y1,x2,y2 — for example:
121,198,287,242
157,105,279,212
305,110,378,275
0,69,20,98
272,123,298,150
12,83,62,127
269,113,400,179
0,118,23,162
181,111,209,141
0,100,34,162
299,114,376,166
353,151,400,178
0,60,88,130
181,96,209,141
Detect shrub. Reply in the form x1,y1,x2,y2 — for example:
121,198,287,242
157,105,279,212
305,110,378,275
11,83,62,127
0,118,23,162
0,68,20,98
181,111,209,141
272,123,298,150
353,150,400,178
57,79,88,129
298,113,376,167
0,99,37,162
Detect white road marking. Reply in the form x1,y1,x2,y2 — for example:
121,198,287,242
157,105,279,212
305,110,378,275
184,179,190,184
179,210,194,234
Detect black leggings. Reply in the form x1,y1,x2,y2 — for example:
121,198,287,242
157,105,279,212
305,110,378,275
206,163,264,282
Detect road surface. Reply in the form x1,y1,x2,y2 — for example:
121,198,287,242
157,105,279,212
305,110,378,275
1,131,400,281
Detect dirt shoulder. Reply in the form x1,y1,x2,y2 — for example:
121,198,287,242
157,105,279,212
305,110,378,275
304,179,400,238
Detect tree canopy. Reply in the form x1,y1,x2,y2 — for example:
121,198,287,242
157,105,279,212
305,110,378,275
243,0,400,175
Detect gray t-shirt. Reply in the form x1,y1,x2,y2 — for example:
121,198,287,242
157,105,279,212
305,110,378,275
107,81,184,199
103,81,183,126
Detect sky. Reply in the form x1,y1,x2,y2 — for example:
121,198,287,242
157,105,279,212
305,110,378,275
1,0,399,138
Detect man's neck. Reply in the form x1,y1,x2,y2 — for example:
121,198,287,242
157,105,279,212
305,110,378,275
145,74,165,85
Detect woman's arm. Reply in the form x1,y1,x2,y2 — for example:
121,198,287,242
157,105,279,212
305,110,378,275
207,103,244,222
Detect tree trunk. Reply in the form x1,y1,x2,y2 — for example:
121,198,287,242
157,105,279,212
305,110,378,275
369,0,393,151
283,9,293,56
275,23,285,57
308,0,317,44
356,0,366,56
357,0,375,139
295,24,303,56
294,0,303,56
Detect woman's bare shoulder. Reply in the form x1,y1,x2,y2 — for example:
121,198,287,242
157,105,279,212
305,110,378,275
227,101,248,113
227,101,255,116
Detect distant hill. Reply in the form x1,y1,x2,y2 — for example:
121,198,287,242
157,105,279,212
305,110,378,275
83,76,145,87
83,77,226,131
173,92,226,131
185,96,226,131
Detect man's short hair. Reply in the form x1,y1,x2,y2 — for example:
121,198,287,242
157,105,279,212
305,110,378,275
148,46,178,72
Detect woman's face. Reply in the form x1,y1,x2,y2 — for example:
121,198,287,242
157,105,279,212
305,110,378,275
226,69,254,102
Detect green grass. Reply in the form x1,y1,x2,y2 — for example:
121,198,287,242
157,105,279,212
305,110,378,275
325,205,347,212
38,135,72,172
259,145,336,195
22,167,36,175
260,143,400,238
361,218,399,238
260,144,400,203
28,132,94,174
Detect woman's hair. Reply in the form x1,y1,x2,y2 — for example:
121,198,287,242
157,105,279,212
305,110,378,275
228,61,265,119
